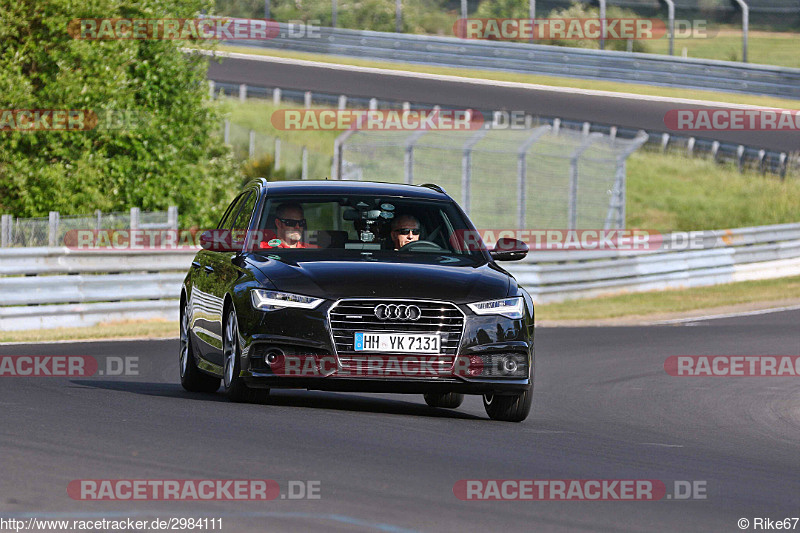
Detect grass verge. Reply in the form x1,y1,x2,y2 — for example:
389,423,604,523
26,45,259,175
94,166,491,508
213,44,800,110
0,319,177,344
535,276,800,322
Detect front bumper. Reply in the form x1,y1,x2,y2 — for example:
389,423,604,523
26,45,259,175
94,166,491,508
238,299,534,395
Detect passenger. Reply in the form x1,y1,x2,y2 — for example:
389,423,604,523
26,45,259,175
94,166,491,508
260,203,318,249
390,214,421,250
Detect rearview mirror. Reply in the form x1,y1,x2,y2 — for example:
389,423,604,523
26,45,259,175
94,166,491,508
490,238,529,261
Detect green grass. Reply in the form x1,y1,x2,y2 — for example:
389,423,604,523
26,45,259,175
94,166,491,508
648,30,800,68
213,44,800,110
0,319,177,343
536,276,800,321
626,151,800,231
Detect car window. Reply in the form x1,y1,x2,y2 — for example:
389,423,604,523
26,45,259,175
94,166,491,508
232,191,256,231
217,193,245,230
250,195,486,260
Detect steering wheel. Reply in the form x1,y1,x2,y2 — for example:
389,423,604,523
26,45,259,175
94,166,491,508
398,240,442,252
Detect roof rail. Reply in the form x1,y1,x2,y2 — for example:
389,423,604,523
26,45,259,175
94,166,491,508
419,183,447,195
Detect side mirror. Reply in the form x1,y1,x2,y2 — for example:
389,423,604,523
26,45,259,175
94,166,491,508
490,238,529,261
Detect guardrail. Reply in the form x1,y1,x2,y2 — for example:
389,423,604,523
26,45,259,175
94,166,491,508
1,222,798,330
506,222,800,302
0,248,195,331
233,23,800,99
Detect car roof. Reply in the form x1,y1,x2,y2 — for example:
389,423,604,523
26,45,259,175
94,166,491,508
254,180,450,200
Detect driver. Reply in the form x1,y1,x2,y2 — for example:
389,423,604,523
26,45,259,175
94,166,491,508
390,214,421,250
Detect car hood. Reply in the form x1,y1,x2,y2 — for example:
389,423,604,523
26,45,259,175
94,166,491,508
248,255,511,304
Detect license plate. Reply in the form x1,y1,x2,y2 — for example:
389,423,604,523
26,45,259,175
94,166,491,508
354,332,440,354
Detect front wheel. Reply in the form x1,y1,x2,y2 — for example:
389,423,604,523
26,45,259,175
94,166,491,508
483,390,532,422
180,302,220,393
223,309,269,403
423,392,464,409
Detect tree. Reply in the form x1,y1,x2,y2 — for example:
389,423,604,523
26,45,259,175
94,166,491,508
0,0,241,226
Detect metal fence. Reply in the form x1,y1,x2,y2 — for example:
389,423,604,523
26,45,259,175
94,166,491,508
229,23,800,99
333,124,647,230
210,80,800,179
1,221,798,330
0,208,178,248
222,121,332,180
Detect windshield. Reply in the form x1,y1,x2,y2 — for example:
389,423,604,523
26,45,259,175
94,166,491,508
247,194,486,261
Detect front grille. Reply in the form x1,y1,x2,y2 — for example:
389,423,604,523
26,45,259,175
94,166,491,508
328,299,465,376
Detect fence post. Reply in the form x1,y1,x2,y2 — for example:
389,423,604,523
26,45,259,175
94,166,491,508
369,98,378,111
582,122,591,136
661,133,670,152
249,130,256,159
711,140,720,161
302,147,308,180
239,83,247,102
274,138,281,170
273,88,282,106
338,95,347,110
1,214,12,248
224,120,230,144
129,208,140,231
304,91,312,109
568,134,601,230
664,0,675,55
599,0,606,50
168,206,179,230
517,126,551,229
95,209,102,230
462,128,488,217
687,137,695,156
332,129,355,179
48,211,60,247
553,118,561,135
779,152,787,180
395,0,402,32
332,0,337,27
208,80,215,100
737,144,745,173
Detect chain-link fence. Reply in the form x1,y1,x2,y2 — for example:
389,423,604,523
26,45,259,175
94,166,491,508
223,120,332,180
0,208,178,248
334,124,647,230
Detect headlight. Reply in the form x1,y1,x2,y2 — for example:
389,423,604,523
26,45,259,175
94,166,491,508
467,297,524,319
251,289,324,311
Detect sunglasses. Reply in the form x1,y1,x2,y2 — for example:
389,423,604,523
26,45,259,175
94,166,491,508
395,228,421,236
277,217,307,228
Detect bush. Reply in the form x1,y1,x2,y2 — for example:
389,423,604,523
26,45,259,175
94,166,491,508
0,0,244,227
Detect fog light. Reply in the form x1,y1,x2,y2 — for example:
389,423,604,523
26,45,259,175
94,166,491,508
502,357,518,374
266,349,284,366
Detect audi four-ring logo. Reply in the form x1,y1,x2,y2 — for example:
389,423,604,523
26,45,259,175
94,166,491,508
374,304,422,321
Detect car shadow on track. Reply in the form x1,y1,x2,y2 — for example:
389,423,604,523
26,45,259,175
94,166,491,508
69,380,485,420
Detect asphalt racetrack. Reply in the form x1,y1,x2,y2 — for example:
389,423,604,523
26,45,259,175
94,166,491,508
206,53,800,153
1,309,798,532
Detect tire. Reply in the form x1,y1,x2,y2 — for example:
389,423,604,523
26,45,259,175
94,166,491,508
223,308,269,403
483,390,532,422
180,301,220,393
423,392,464,409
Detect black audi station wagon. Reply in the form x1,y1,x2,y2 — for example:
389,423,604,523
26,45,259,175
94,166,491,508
180,179,535,422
